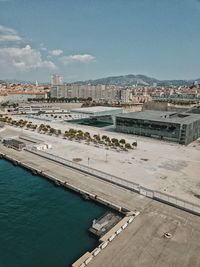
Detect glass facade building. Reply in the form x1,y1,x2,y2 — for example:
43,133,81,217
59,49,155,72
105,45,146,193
116,110,200,145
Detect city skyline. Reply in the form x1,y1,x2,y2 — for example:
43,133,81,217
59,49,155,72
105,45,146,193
0,0,200,82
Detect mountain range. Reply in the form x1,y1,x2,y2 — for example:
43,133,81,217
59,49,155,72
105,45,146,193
73,74,199,86
1,74,200,86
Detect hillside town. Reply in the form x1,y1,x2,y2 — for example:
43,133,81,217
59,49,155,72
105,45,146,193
0,74,200,106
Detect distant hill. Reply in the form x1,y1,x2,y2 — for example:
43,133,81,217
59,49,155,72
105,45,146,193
0,79,34,84
1,74,199,86
74,74,159,86
73,74,197,86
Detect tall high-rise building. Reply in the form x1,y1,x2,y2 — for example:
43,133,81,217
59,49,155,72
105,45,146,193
51,74,64,86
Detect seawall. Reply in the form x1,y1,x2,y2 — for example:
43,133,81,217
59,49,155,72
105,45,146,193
0,151,140,267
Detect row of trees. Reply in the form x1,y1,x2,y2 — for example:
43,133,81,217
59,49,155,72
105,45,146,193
0,116,138,150
0,116,62,135
27,97,93,103
64,128,137,150
38,124,61,135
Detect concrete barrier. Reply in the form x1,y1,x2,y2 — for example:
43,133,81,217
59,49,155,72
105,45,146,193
128,217,134,223
109,234,116,242
122,223,128,229
92,248,101,256
72,252,92,267
116,228,122,235
99,215,139,243
100,241,109,249
85,256,93,265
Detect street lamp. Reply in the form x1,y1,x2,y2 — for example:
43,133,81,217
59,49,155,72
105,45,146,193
105,152,108,162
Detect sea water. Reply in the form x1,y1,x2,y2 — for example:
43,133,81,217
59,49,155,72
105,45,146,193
0,159,107,267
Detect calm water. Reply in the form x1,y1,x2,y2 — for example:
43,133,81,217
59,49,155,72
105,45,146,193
0,159,107,267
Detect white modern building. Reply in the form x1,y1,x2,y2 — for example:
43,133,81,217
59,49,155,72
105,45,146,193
51,74,64,86
0,92,47,103
71,106,123,117
50,84,121,101
18,105,61,114
121,89,133,103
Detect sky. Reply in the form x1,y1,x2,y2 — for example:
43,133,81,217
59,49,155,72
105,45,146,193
0,0,200,82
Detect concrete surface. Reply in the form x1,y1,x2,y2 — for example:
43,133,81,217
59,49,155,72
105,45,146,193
0,145,200,267
1,124,200,205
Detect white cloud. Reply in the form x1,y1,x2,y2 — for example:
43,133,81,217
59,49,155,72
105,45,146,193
61,54,95,64
49,49,63,56
39,43,47,51
0,45,56,72
0,25,21,42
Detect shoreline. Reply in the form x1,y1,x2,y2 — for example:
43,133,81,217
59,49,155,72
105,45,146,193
0,151,139,267
1,145,200,267
21,147,200,217
1,123,200,206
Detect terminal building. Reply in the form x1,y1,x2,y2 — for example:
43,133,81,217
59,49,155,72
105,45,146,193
116,110,200,145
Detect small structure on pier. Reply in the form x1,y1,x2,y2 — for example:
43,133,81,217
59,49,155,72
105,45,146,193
3,138,26,151
30,143,52,151
89,211,122,237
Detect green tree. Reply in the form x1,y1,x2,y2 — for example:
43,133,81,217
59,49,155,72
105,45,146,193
119,139,126,145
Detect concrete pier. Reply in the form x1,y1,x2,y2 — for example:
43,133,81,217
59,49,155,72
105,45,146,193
1,145,200,267
0,146,139,267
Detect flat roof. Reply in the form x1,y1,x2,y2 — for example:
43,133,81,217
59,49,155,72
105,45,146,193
71,106,123,114
116,110,200,124
4,139,25,145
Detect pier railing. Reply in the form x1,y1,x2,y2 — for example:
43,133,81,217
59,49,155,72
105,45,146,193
25,147,140,192
25,147,200,216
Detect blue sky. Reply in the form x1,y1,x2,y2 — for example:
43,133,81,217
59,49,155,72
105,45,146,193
0,0,200,82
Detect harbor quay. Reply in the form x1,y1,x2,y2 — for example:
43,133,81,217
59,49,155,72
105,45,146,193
0,146,139,267
1,2,200,266
1,145,200,267
1,123,200,205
